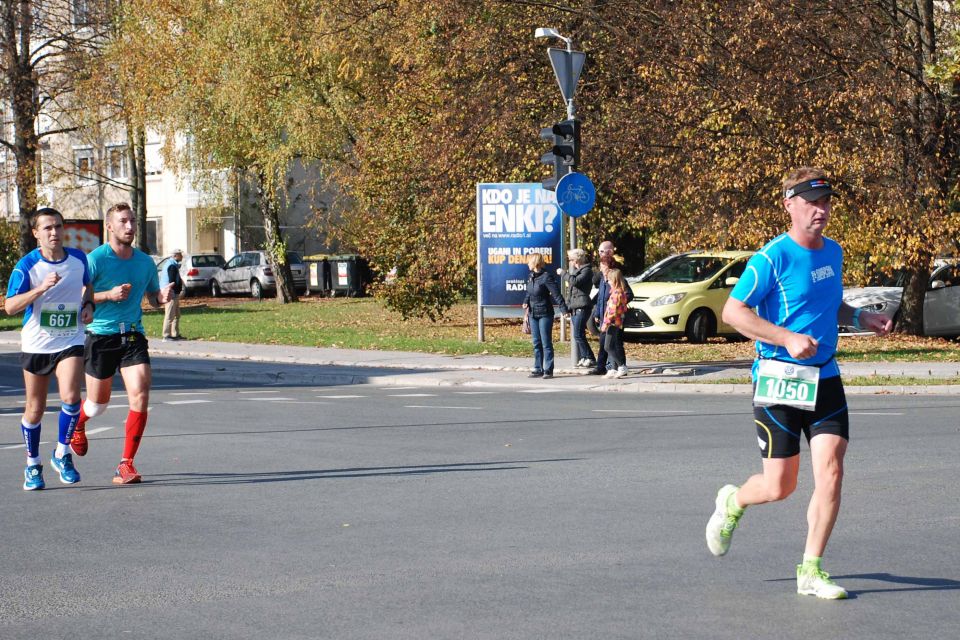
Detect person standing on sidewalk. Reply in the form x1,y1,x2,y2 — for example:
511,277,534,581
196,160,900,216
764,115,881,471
522,253,568,379
590,240,632,375
705,167,892,599
69,203,174,484
5,208,94,490
599,268,629,378
560,248,596,369
162,249,184,342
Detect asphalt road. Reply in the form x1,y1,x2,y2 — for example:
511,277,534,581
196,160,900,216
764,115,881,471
1,355,958,639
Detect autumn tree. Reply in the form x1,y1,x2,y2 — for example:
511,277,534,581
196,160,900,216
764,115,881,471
1,0,111,252
106,0,355,302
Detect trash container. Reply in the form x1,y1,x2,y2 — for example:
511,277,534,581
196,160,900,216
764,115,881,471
329,254,365,297
306,257,335,296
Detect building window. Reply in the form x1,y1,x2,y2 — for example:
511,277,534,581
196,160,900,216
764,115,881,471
75,148,95,184
35,149,44,185
145,141,163,176
72,0,95,27
107,145,128,180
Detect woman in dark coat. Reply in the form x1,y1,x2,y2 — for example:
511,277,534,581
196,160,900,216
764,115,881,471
562,248,596,369
522,253,569,379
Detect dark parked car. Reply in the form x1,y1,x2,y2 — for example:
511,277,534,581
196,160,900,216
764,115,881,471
210,251,308,298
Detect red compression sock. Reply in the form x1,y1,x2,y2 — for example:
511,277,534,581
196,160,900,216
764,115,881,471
76,406,90,431
122,410,148,460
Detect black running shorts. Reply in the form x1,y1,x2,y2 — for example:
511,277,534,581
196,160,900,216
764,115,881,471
20,345,85,376
84,332,151,380
753,375,849,459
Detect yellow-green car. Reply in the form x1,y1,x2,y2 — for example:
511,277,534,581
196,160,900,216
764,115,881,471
624,250,754,343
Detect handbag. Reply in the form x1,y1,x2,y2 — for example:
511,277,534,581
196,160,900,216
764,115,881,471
522,309,531,334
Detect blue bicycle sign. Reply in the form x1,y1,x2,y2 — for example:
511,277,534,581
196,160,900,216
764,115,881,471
555,172,596,218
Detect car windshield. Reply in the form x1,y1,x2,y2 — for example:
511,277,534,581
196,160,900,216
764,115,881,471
285,252,303,264
641,256,729,283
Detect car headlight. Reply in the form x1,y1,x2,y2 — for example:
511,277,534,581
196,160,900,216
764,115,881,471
650,292,686,307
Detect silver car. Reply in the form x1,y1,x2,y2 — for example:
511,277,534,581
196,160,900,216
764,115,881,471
157,253,226,297
843,259,960,336
210,250,307,299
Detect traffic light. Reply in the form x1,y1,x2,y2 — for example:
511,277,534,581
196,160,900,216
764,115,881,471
539,118,580,191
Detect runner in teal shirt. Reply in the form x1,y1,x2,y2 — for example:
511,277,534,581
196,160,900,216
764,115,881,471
72,203,173,485
86,243,160,335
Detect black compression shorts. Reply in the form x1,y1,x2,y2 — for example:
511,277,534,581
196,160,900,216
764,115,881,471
753,375,849,459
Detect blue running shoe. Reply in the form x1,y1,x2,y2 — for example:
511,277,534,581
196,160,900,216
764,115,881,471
23,464,45,491
51,452,80,484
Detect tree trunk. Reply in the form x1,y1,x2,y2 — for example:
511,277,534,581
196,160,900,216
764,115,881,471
127,126,148,251
896,265,931,334
257,171,297,303
6,0,40,253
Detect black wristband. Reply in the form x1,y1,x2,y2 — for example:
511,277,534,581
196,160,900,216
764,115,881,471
82,300,95,311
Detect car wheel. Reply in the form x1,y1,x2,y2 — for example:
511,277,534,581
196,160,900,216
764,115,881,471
685,309,714,343
251,279,263,299
210,280,222,297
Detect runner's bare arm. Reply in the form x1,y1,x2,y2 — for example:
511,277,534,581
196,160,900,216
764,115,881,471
80,284,95,324
94,283,132,304
838,301,892,335
146,283,175,307
722,297,818,359
3,271,60,315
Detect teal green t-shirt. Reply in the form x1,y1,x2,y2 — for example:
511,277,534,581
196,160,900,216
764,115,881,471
86,244,160,335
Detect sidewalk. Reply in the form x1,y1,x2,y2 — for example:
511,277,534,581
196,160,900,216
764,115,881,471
3,330,958,395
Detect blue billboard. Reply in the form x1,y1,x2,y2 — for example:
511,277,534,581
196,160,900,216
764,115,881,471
476,183,563,307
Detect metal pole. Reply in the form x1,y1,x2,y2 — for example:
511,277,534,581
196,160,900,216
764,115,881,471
570,215,578,367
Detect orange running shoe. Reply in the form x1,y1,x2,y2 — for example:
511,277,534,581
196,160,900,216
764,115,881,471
70,424,88,456
112,460,142,484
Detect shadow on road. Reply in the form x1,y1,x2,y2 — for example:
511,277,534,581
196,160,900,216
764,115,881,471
765,571,960,596
78,458,582,489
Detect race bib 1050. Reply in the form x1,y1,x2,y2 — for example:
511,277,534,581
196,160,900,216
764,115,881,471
753,359,820,411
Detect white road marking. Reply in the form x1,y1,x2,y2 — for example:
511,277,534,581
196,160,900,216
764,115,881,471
453,391,496,395
849,412,904,416
517,389,561,394
388,393,436,397
166,400,213,405
1,427,112,450
404,405,482,410
169,392,210,396
386,386,421,390
274,401,332,405
317,395,366,399
244,397,296,401
592,409,694,414
239,390,279,394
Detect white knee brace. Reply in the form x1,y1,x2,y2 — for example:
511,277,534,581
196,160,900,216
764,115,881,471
83,399,108,419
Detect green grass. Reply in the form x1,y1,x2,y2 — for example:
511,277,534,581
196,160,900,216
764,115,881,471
4,296,960,365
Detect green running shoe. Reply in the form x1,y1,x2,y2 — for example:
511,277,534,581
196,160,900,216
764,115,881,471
705,484,741,556
797,564,848,599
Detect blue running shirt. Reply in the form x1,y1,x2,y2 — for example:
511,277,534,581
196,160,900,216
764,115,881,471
6,248,90,353
86,244,160,335
730,233,843,379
